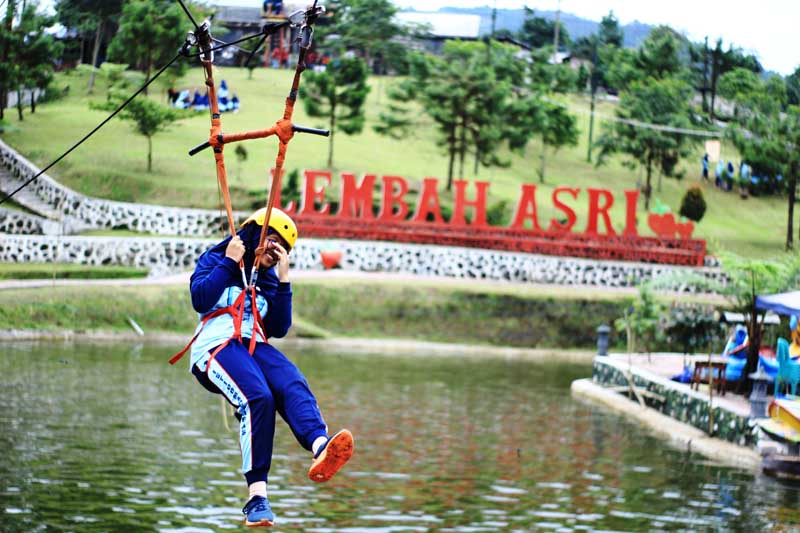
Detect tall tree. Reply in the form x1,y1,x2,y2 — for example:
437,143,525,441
376,41,521,190
535,102,579,182
321,0,407,74
717,67,761,118
705,38,763,120
0,0,18,120
94,95,180,172
55,0,123,93
16,4,63,116
595,78,698,210
602,25,690,95
300,56,370,169
786,65,800,106
507,51,578,183
518,7,570,49
636,26,688,80
106,0,191,93
726,75,800,250
597,11,623,48
0,2,61,121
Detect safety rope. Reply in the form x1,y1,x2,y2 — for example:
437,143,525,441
167,2,328,365
0,1,280,207
0,51,183,206
184,1,329,290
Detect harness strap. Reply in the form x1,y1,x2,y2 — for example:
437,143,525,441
248,285,268,353
169,288,268,365
169,304,236,365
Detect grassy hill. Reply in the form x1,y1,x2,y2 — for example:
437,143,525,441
1,67,796,258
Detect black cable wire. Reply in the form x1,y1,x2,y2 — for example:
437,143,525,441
187,22,290,58
176,0,199,31
0,52,183,206
244,32,270,68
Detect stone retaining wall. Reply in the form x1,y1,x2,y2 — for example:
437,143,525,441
0,139,233,236
0,208,60,235
592,357,755,446
0,138,726,288
0,234,726,289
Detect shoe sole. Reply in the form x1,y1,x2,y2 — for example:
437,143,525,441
245,518,274,527
308,429,354,482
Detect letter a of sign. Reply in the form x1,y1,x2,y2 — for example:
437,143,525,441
411,178,445,223
510,184,542,230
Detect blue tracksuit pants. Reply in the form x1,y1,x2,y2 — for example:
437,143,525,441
193,339,328,484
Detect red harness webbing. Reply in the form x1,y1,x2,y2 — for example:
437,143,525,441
169,286,267,368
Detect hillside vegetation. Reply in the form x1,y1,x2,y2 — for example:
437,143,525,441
2,68,796,258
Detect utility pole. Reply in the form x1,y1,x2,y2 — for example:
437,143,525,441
491,0,497,38
552,0,561,64
586,41,598,162
701,36,709,113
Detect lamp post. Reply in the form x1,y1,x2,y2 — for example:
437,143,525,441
748,367,772,418
597,324,611,356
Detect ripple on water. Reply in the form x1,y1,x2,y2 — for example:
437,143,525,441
490,484,527,495
1,343,797,533
306,526,430,533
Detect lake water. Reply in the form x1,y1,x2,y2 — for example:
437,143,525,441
1,341,798,532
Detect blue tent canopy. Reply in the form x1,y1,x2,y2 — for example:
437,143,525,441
755,291,800,316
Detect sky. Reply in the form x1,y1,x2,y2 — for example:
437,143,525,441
391,0,799,75
36,0,799,75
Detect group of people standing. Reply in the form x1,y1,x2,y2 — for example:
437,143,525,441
167,80,240,113
701,153,753,193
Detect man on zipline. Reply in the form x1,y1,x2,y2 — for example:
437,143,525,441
181,208,354,527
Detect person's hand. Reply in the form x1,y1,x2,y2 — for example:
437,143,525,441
225,236,245,262
267,240,290,282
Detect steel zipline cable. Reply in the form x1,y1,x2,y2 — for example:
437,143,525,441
176,0,200,31
0,7,288,207
0,51,183,207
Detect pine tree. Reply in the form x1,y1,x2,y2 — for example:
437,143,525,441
300,56,370,169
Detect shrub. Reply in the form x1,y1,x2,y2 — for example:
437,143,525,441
679,185,707,222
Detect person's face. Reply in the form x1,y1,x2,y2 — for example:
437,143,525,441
258,229,290,268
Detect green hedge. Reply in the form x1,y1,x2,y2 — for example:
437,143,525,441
292,283,630,349
0,281,629,349
0,263,148,280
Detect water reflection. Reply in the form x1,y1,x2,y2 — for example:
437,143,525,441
1,341,798,532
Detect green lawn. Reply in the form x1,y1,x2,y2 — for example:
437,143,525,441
2,67,797,258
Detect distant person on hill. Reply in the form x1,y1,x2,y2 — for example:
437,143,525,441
702,153,709,180
271,47,281,68
726,161,735,191
263,0,283,17
715,160,725,188
739,162,752,194
173,208,354,527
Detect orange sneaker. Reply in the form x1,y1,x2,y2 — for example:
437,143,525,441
308,429,354,482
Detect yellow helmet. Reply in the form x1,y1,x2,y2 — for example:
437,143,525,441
241,207,298,250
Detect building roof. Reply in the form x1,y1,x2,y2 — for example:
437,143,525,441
212,3,307,26
213,6,262,25
396,12,481,40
